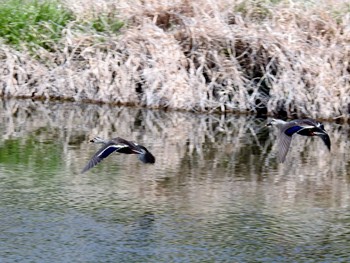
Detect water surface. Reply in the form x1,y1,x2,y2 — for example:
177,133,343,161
0,100,350,262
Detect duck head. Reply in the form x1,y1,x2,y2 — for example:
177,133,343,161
266,118,287,128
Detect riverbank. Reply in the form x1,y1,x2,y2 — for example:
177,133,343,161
0,0,349,120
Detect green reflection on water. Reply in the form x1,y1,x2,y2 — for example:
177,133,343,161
0,136,61,171
0,100,349,262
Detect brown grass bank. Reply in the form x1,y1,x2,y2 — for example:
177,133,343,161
0,0,349,120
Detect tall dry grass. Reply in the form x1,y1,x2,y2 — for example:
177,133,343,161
0,0,349,120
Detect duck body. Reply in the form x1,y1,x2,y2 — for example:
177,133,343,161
267,118,331,163
82,137,155,173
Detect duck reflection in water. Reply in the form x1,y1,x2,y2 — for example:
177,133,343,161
82,137,155,173
266,118,331,163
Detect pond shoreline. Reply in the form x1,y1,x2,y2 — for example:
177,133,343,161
2,95,345,125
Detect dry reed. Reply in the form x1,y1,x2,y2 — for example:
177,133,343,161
0,0,349,120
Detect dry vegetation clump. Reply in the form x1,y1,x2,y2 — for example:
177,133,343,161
0,0,349,120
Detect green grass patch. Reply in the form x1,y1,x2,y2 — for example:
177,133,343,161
90,15,124,33
0,0,74,51
234,0,283,20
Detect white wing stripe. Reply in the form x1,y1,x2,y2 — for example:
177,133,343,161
299,125,314,129
97,144,128,157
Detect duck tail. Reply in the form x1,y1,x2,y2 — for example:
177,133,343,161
138,151,156,164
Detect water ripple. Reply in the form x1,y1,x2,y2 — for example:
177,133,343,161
0,100,349,262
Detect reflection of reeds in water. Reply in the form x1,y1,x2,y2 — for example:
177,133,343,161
0,100,350,213
0,0,349,119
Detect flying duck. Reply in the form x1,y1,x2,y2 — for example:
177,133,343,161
82,137,155,173
266,118,331,163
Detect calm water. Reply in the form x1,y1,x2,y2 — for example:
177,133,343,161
0,100,350,262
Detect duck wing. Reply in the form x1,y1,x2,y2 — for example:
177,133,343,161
292,120,331,151
309,124,331,151
282,119,315,136
117,140,155,163
317,133,331,151
81,141,130,173
277,131,293,163
111,137,145,155
137,145,156,163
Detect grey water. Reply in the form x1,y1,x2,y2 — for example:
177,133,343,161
0,99,350,263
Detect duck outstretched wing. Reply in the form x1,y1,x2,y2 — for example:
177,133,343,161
317,133,331,151
282,119,315,136
277,132,293,163
81,142,130,173
137,145,156,163
113,138,156,163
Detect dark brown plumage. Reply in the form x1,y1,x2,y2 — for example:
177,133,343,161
267,118,331,163
82,137,155,173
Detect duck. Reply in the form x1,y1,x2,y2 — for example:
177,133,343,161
81,136,155,173
266,118,331,163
